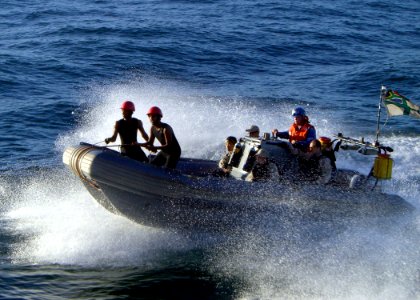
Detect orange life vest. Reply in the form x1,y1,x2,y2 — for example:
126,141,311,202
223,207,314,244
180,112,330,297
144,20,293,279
288,122,314,142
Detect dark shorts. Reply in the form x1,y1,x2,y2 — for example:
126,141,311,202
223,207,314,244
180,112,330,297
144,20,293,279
151,150,181,169
122,148,148,162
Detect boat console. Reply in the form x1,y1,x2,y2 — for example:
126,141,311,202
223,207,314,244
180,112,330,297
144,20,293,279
229,135,294,181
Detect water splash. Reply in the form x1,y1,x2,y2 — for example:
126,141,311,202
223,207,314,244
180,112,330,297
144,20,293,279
56,76,340,160
207,217,420,299
3,76,419,299
4,168,198,267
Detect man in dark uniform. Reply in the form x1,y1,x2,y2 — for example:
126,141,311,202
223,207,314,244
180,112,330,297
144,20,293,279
245,125,260,138
217,136,237,175
299,139,332,184
105,101,149,162
139,106,182,169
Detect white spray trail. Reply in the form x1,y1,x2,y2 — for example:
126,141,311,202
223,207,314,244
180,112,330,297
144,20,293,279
3,77,419,299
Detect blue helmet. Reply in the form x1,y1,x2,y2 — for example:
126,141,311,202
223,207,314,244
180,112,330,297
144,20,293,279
292,107,306,117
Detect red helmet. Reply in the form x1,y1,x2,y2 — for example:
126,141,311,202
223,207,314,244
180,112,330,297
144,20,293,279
319,136,331,145
319,136,332,150
147,106,163,117
120,101,135,111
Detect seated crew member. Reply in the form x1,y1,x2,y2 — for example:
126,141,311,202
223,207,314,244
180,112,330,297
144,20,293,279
245,125,260,138
245,149,279,182
245,148,269,182
319,136,337,178
218,136,238,175
139,106,182,169
105,101,149,162
299,139,332,184
272,107,316,151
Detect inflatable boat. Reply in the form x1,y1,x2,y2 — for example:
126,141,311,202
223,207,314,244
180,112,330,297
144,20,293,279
62,135,414,231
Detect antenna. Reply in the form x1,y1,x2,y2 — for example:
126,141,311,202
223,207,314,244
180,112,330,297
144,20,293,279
375,86,387,145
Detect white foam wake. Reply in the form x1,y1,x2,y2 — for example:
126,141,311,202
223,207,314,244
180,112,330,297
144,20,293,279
3,76,419,299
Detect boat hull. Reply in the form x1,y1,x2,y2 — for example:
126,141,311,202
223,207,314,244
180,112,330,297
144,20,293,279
63,144,414,231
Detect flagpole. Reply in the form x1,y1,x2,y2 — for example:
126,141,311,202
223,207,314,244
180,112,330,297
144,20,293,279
375,86,387,145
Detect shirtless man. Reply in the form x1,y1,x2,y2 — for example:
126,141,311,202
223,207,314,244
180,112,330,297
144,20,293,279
140,106,182,169
105,101,149,162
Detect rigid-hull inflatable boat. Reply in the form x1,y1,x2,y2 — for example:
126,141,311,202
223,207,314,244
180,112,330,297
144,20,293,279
63,137,414,231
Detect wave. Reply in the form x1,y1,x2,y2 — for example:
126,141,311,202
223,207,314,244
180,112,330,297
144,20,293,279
1,77,418,299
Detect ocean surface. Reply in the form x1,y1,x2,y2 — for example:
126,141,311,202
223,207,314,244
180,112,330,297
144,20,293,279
1,0,419,299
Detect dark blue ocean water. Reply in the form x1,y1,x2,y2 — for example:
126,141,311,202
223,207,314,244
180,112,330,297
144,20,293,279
1,0,419,299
